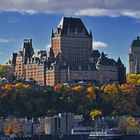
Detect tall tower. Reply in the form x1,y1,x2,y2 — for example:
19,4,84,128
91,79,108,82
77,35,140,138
15,39,34,79
51,17,92,64
129,37,140,74
22,39,34,64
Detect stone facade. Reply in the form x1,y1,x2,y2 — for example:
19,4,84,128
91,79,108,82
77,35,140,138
129,36,140,74
9,17,126,86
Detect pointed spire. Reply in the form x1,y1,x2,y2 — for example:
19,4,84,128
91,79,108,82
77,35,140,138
100,52,106,59
51,30,54,37
117,57,123,66
89,30,92,37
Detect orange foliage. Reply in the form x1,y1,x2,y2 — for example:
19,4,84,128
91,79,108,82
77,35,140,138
103,84,119,94
87,86,94,93
1,83,31,95
4,118,21,136
72,85,83,92
86,86,96,100
2,84,14,90
54,84,63,92
120,84,135,94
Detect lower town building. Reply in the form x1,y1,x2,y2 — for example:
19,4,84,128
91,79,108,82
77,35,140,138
44,113,74,135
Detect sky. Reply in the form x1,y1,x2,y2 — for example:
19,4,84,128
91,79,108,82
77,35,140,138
1,0,140,72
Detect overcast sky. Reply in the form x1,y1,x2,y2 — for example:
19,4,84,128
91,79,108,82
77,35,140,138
1,0,140,18
0,0,140,72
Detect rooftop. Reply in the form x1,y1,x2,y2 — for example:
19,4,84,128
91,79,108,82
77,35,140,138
131,36,140,47
54,17,91,36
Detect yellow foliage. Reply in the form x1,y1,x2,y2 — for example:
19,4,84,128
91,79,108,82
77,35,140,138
127,74,140,85
127,117,138,132
23,85,31,90
90,109,102,120
118,117,138,133
72,85,83,92
15,83,23,88
0,65,8,77
15,83,31,90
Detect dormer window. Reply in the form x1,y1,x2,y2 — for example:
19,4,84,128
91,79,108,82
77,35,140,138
57,27,61,34
82,28,85,35
75,27,78,34
88,64,91,70
67,27,70,35
78,64,82,70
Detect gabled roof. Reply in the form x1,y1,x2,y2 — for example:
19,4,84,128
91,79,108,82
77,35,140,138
97,52,116,66
54,17,90,36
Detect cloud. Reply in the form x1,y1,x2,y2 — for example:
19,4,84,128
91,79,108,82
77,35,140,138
0,38,9,43
0,0,140,19
0,38,16,44
75,9,120,17
122,10,140,19
93,41,108,49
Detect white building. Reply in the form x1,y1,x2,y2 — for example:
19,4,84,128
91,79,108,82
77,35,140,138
44,113,74,135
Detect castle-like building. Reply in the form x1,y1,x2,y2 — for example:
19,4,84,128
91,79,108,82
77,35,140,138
9,17,126,86
129,36,140,74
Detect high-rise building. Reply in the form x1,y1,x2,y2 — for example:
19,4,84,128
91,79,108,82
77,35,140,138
129,36,140,74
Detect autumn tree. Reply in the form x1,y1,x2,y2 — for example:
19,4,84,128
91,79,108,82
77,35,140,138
86,86,96,100
118,117,138,134
72,85,83,92
127,74,140,85
127,117,138,134
90,109,102,120
4,118,21,136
